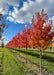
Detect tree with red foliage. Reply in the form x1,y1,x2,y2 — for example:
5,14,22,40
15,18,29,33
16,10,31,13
21,28,29,63
5,9,54,74
16,32,21,56
31,9,54,74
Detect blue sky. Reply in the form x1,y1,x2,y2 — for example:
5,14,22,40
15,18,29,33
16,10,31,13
0,0,54,45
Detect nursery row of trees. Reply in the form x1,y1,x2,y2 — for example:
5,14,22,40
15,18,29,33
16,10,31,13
5,9,54,74
5,9,54,50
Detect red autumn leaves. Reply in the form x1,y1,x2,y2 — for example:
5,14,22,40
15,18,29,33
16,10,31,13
5,9,54,50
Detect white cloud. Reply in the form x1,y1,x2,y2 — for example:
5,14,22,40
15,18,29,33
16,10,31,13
7,16,14,22
6,0,19,7
49,16,54,30
6,0,54,24
0,0,54,24
0,0,19,15
36,0,43,2
49,0,54,3
49,16,54,25
49,16,54,31
9,11,12,16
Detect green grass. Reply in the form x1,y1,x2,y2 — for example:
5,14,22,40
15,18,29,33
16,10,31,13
8,48,54,74
3,48,34,75
19,48,54,56
0,48,3,75
9,47,54,63
9,47,54,56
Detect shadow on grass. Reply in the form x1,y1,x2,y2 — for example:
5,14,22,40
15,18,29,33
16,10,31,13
7,47,54,63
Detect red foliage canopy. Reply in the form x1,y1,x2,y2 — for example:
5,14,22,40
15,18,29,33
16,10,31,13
5,9,54,50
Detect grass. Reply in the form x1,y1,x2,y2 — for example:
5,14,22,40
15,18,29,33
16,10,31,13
0,48,3,75
9,47,54,56
9,47,54,63
8,47,54,75
2,48,34,75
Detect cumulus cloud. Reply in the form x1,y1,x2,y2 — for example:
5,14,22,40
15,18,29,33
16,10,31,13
49,16,54,25
7,16,14,22
0,0,19,15
49,16,54,31
0,0,54,24
6,0,54,24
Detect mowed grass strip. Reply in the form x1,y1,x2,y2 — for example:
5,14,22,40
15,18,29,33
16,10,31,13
19,48,54,57
9,47,54,57
8,47,54,63
8,48,54,75
3,48,33,75
0,48,3,75
18,48,54,63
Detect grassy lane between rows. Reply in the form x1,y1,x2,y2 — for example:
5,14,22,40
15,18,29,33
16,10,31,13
8,47,54,63
17,48,54,63
9,47,54,58
18,48,54,57
8,48,54,75
3,48,34,75
0,48,3,75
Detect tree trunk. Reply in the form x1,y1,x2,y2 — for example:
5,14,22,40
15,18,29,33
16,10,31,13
26,47,27,63
40,49,42,74
19,47,20,57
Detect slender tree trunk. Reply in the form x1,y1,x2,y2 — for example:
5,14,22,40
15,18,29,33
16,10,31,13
40,49,42,74
19,47,20,57
26,34,27,63
26,47,27,63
